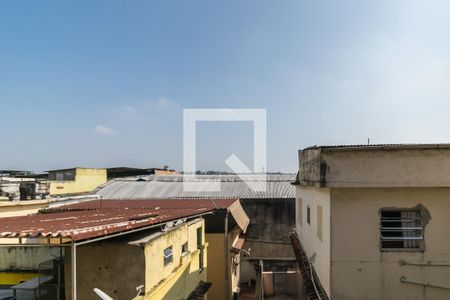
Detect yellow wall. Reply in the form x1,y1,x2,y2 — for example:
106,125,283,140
206,230,242,300
49,168,107,195
206,233,225,300
0,272,38,285
142,219,207,300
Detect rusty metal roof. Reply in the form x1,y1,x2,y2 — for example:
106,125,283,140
0,198,238,242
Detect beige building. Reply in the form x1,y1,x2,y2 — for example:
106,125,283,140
294,144,450,300
48,167,107,195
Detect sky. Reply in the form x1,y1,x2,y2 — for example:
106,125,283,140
1,0,450,173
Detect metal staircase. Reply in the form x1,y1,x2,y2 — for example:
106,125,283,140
289,231,328,300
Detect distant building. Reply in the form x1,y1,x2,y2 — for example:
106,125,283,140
293,144,450,300
106,166,178,179
48,168,107,195
0,198,247,300
0,170,49,201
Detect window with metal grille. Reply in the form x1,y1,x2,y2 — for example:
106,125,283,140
163,246,173,266
380,210,423,250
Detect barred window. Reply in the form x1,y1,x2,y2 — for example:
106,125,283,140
380,210,423,250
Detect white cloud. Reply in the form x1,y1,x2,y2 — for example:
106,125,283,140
121,105,140,120
143,97,179,110
95,125,118,136
158,97,179,110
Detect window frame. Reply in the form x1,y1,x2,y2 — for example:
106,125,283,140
379,208,424,252
197,227,204,271
306,205,311,225
163,246,173,266
297,198,303,226
181,242,189,256
317,205,323,241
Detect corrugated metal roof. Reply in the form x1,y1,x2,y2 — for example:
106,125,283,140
304,143,450,151
96,174,296,199
0,198,239,242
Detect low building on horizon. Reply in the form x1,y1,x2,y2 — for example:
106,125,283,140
47,167,107,196
106,166,179,179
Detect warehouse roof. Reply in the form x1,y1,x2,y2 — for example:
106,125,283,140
0,198,247,244
96,174,296,199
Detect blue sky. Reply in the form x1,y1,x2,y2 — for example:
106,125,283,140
1,1,450,172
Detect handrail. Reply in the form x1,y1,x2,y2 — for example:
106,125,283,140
306,255,322,300
400,276,450,290
399,260,450,267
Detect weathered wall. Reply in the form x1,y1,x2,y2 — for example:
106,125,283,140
0,246,61,285
229,228,242,295
206,229,242,300
50,168,107,195
331,188,450,300
240,198,296,283
206,233,226,300
0,199,50,217
143,219,206,300
65,241,145,300
262,271,298,297
0,247,61,271
296,186,331,296
300,147,450,188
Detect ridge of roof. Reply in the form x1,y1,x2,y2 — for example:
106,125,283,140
304,143,450,151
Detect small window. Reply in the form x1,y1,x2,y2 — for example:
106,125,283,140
307,206,311,225
297,198,303,226
182,242,188,254
380,210,423,250
163,246,173,266
50,170,75,181
197,227,204,270
317,205,323,241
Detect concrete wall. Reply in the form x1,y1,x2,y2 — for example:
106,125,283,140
0,246,62,285
296,186,331,296
240,198,296,283
299,147,450,188
143,219,206,300
206,230,242,300
262,271,298,297
50,168,107,195
330,188,450,300
0,199,50,217
65,242,144,300
206,233,226,300
0,247,61,271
